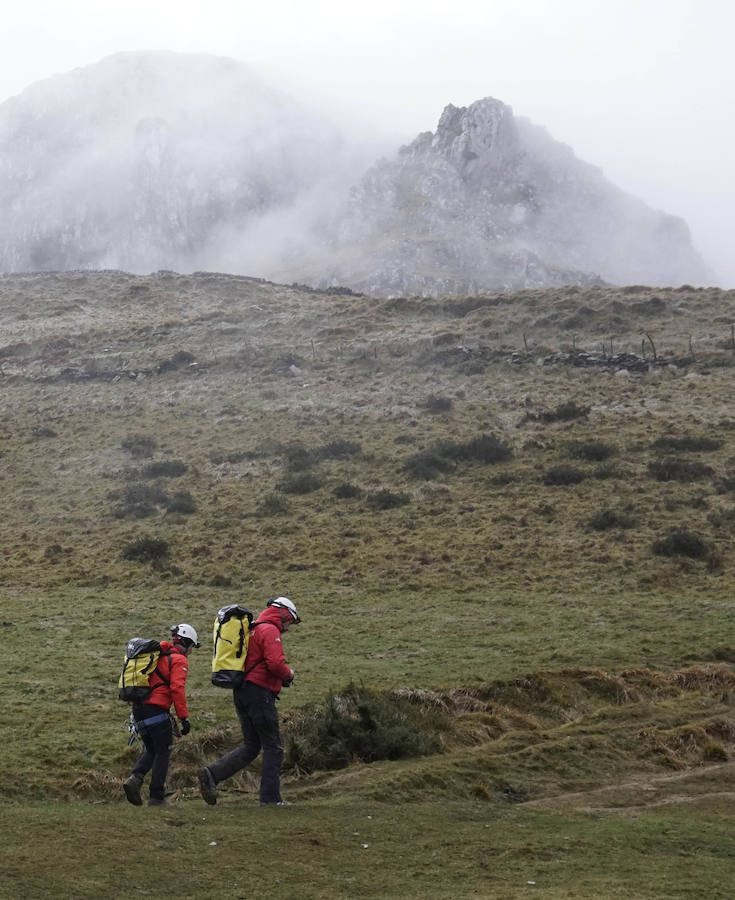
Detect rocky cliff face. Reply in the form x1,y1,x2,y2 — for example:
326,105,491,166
0,51,353,275
0,54,710,294
303,98,709,294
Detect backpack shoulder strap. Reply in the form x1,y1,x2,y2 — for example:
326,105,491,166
243,622,267,676
151,650,172,687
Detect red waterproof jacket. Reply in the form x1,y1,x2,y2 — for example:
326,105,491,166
146,641,190,719
244,606,293,694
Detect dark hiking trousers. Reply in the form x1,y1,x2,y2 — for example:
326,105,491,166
207,681,284,804
131,705,173,801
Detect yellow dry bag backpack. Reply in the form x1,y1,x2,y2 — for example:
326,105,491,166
211,605,254,688
118,637,169,702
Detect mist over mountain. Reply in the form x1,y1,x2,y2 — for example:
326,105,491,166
0,51,366,275
0,51,709,294
302,99,709,294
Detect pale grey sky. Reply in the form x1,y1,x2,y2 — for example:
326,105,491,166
2,0,733,284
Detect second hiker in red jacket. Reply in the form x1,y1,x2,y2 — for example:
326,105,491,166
198,597,301,807
123,623,200,807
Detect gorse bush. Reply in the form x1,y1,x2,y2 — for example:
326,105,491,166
404,448,457,481
543,465,586,486
141,460,188,478
333,482,363,499
652,529,709,559
404,433,513,480
652,435,723,453
588,508,636,531
122,536,169,562
454,433,513,464
423,394,453,413
121,434,158,459
540,401,590,423
284,684,441,773
256,493,290,517
315,440,362,460
566,440,616,462
276,472,324,494
111,481,170,518
281,442,315,471
277,439,362,470
366,489,411,510
648,457,714,482
165,491,197,514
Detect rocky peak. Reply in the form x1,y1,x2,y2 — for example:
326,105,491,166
0,52,711,295
431,98,517,171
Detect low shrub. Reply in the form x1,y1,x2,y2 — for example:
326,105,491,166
588,509,636,531
542,465,586,486
540,401,590,423
333,482,363,499
165,491,197,514
648,457,714,482
256,494,291,517
284,684,441,773
652,529,709,559
489,472,519,485
157,350,196,373
566,440,616,461
282,442,316,471
423,394,453,413
141,460,188,478
121,434,158,459
315,440,362,460
652,435,723,453
366,489,411,510
404,433,513,480
122,536,169,562
112,482,170,518
456,433,513,464
404,448,457,481
277,472,324,494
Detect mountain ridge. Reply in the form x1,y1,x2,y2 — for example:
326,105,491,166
0,51,710,294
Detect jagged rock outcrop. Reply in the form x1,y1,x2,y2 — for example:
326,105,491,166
0,54,710,294
301,98,709,295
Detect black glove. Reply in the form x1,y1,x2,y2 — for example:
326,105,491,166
180,717,191,736
282,672,294,688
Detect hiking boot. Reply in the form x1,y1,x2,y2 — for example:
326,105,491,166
123,774,143,806
198,766,217,806
147,796,168,806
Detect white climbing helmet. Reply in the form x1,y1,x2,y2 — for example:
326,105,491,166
171,623,201,648
267,597,301,624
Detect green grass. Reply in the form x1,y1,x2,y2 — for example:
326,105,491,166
3,272,735,896
2,797,735,899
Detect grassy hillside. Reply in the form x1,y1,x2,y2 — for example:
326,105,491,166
2,271,735,896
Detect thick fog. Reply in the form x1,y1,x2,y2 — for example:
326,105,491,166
1,0,733,287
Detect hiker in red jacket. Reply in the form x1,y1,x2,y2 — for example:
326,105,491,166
198,597,301,807
123,624,200,807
